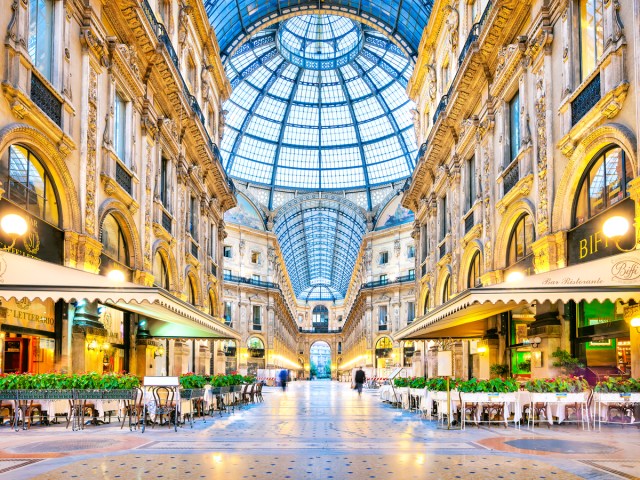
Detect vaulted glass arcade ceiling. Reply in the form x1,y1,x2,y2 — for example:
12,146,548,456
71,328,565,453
207,2,432,302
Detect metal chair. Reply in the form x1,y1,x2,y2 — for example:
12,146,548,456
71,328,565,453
152,386,177,431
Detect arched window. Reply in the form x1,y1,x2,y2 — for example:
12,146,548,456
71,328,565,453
507,214,534,267
153,252,169,289
423,290,430,315
467,251,481,288
101,214,129,266
187,275,197,306
442,274,451,303
222,340,236,356
312,305,329,324
208,290,217,316
573,146,632,227
3,145,60,226
248,337,265,358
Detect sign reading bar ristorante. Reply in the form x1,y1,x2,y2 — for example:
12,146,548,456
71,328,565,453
567,198,636,265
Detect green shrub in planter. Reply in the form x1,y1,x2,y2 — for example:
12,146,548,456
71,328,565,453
458,377,518,393
594,377,640,393
410,377,427,389
489,364,509,377
393,377,410,387
179,373,207,389
525,376,588,393
425,377,464,391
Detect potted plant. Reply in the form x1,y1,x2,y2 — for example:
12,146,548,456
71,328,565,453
551,349,584,376
489,364,509,378
517,359,531,374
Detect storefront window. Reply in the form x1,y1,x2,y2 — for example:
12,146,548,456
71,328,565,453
573,147,632,227
101,213,129,266
507,213,535,266
3,145,60,226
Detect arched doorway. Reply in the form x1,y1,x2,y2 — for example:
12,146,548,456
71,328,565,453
375,337,393,368
310,341,331,379
247,337,265,376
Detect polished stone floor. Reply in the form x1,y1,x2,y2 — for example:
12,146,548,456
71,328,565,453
1,381,639,479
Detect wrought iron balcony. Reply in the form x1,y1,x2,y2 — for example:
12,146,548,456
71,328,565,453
362,272,415,289
439,242,447,259
571,73,601,126
161,210,172,234
31,73,62,127
465,212,475,234
458,1,492,67
298,327,343,334
502,161,519,195
432,92,450,125
223,273,280,290
421,262,427,277
190,239,198,259
115,162,132,194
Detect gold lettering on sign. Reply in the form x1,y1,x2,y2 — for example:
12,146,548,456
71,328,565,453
578,231,609,259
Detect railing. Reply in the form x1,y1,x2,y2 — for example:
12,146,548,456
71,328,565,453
299,327,343,334
115,162,132,194
458,1,493,67
139,0,235,195
378,324,388,331
210,259,217,277
362,272,415,289
31,73,62,127
439,242,447,259
421,262,427,277
223,273,280,290
465,213,475,234
190,239,198,259
433,91,450,124
571,73,601,126
161,210,172,233
502,161,519,195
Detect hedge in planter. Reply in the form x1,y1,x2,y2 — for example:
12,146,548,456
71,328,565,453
594,377,640,393
458,378,519,393
0,372,140,390
524,376,588,393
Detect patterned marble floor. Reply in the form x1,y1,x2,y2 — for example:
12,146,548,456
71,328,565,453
0,381,638,479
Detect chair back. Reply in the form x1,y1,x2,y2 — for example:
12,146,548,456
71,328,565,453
153,386,174,408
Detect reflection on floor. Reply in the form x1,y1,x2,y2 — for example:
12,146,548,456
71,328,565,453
0,381,637,479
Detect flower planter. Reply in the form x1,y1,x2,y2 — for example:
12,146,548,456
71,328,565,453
180,388,205,400
460,392,518,403
593,392,640,403
528,392,588,403
100,389,137,400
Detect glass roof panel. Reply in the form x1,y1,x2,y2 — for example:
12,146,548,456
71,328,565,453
221,18,416,194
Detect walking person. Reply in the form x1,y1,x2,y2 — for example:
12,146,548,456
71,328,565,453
354,367,366,397
279,369,288,391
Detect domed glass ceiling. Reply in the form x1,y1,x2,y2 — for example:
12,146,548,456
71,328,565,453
221,15,417,197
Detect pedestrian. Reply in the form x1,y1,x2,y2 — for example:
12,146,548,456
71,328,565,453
279,369,288,391
354,366,366,397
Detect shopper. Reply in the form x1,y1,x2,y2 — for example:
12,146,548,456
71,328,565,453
354,367,366,397
279,369,288,391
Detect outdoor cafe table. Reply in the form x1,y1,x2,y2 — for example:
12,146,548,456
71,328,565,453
592,392,640,430
459,392,520,429
520,391,591,429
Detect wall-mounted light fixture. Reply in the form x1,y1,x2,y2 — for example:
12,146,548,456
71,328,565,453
477,345,487,355
505,270,525,283
154,345,166,358
87,339,99,351
107,269,125,282
629,317,640,334
1,213,28,250
527,336,542,348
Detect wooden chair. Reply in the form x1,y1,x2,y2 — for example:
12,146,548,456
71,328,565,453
152,386,177,431
523,402,550,428
121,387,145,430
255,383,263,402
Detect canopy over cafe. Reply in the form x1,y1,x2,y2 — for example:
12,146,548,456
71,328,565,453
0,201,239,376
396,209,640,382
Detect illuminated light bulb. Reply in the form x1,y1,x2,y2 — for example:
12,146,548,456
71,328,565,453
603,215,629,238
505,271,524,283
0,213,28,236
108,269,126,282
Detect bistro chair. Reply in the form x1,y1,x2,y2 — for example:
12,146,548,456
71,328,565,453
152,386,177,431
121,387,146,430
255,383,263,402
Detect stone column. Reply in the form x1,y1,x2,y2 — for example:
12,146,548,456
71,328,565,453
529,304,563,378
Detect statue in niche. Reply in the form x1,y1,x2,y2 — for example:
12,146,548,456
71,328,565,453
427,64,437,100
445,4,459,52
410,108,421,142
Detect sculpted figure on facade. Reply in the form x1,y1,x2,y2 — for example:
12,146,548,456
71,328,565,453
427,64,437,100
445,4,459,53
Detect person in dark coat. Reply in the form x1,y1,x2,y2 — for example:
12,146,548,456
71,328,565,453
354,367,366,397
279,369,288,391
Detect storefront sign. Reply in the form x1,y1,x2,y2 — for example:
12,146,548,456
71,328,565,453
0,199,64,265
567,198,636,265
0,298,55,333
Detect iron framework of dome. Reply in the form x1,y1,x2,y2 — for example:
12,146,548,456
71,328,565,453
220,15,418,210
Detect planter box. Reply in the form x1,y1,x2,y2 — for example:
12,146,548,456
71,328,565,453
528,392,588,403
180,388,205,400
460,392,518,403
594,392,640,403
101,389,137,400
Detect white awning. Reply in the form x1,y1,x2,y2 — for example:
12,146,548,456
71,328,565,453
395,250,640,340
0,251,239,339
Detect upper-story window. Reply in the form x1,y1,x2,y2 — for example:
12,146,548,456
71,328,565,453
508,92,520,163
153,252,169,289
471,0,480,23
379,274,388,284
423,290,430,315
252,305,262,330
579,0,604,82
159,157,169,206
421,224,429,260
187,276,197,305
101,213,129,267
378,305,388,329
114,92,130,165
507,213,535,266
223,245,232,258
407,245,415,259
442,274,451,303
439,195,448,241
29,0,54,81
574,146,632,226
441,59,451,93
209,223,216,258
187,56,197,94
408,269,415,279
251,251,261,264
224,302,232,325
252,274,260,282
468,251,481,288
466,155,476,211
379,251,389,265
208,290,216,316
189,195,198,240
3,145,60,227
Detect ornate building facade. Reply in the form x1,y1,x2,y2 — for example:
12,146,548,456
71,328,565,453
398,0,640,381
0,0,237,376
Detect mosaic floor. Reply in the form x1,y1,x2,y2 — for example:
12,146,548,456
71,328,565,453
0,381,638,479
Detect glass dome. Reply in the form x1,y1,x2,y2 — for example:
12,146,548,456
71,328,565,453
277,15,363,70
221,15,417,195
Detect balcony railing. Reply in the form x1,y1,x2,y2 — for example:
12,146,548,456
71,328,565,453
421,263,427,277
439,242,447,259
362,272,415,289
433,91,450,124
502,161,519,195
190,239,198,259
31,73,62,127
161,210,172,233
571,73,601,126
458,1,492,67
115,162,132,194
210,259,217,277
465,213,475,234
299,327,343,334
378,324,388,331
223,273,280,290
